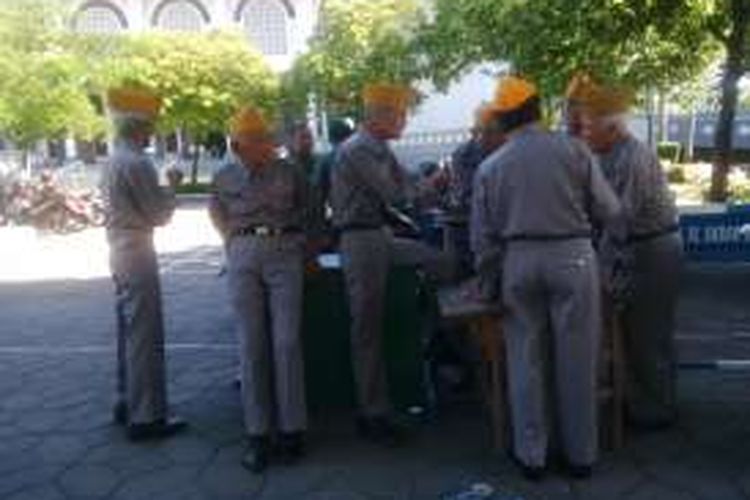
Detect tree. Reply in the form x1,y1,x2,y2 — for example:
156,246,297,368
706,0,750,201
100,31,278,183
286,0,426,119
419,0,716,109
0,0,102,172
668,63,721,161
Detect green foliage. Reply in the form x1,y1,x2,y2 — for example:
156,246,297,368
99,31,278,140
174,182,211,195
286,0,426,117
0,0,103,149
658,141,683,164
419,0,719,98
0,0,278,157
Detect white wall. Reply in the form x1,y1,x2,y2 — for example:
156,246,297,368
405,64,504,134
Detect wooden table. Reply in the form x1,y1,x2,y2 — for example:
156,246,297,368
438,283,506,451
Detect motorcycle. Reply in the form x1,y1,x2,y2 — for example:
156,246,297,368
1,172,106,233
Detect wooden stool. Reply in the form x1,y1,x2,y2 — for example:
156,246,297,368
438,285,506,451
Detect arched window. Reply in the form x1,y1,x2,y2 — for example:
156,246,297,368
238,0,290,56
153,0,209,32
74,2,127,34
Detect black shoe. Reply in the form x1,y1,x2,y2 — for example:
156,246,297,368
277,431,305,464
112,402,128,426
508,453,546,482
628,417,677,433
356,416,406,448
564,463,593,480
127,416,188,442
241,435,270,474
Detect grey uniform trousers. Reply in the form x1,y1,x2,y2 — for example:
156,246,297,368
341,228,392,417
341,228,452,417
227,234,307,435
109,230,168,425
502,239,601,468
623,232,682,425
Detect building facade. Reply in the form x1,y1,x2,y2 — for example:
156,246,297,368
70,0,320,71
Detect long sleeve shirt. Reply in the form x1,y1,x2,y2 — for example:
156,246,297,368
450,138,487,215
329,129,409,229
471,125,621,270
103,141,176,231
597,134,678,238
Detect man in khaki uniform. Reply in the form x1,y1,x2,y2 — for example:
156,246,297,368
103,87,186,441
209,107,310,473
449,104,507,277
576,77,683,429
330,83,414,445
471,77,621,480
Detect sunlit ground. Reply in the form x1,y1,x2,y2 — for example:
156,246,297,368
0,207,221,283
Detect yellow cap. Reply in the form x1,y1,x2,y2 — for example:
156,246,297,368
565,71,598,103
107,87,161,119
362,83,413,111
584,84,635,116
229,107,271,137
491,76,538,113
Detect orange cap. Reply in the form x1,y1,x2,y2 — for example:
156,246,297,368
107,87,161,118
583,84,635,116
491,76,538,113
565,71,599,103
229,106,271,137
362,82,413,111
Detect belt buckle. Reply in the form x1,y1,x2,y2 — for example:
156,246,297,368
256,226,270,237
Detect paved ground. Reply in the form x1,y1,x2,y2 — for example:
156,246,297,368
0,206,749,499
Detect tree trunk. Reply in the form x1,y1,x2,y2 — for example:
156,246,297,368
709,0,750,202
686,107,697,162
190,142,200,185
658,91,669,143
646,87,657,149
22,148,31,177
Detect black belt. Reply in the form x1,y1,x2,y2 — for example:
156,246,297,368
336,223,384,233
628,224,680,244
232,225,301,237
505,231,591,242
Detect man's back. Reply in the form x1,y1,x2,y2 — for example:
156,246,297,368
477,126,598,239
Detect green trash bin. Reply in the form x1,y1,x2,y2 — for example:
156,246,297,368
302,260,428,412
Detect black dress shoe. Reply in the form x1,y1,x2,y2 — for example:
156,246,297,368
356,416,407,448
277,431,305,464
508,453,546,482
241,435,270,474
127,416,188,442
628,417,677,433
112,402,128,426
564,463,593,480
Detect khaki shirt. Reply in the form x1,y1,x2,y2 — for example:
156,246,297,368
471,125,621,266
209,157,308,239
598,134,678,238
330,129,408,228
103,141,176,231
